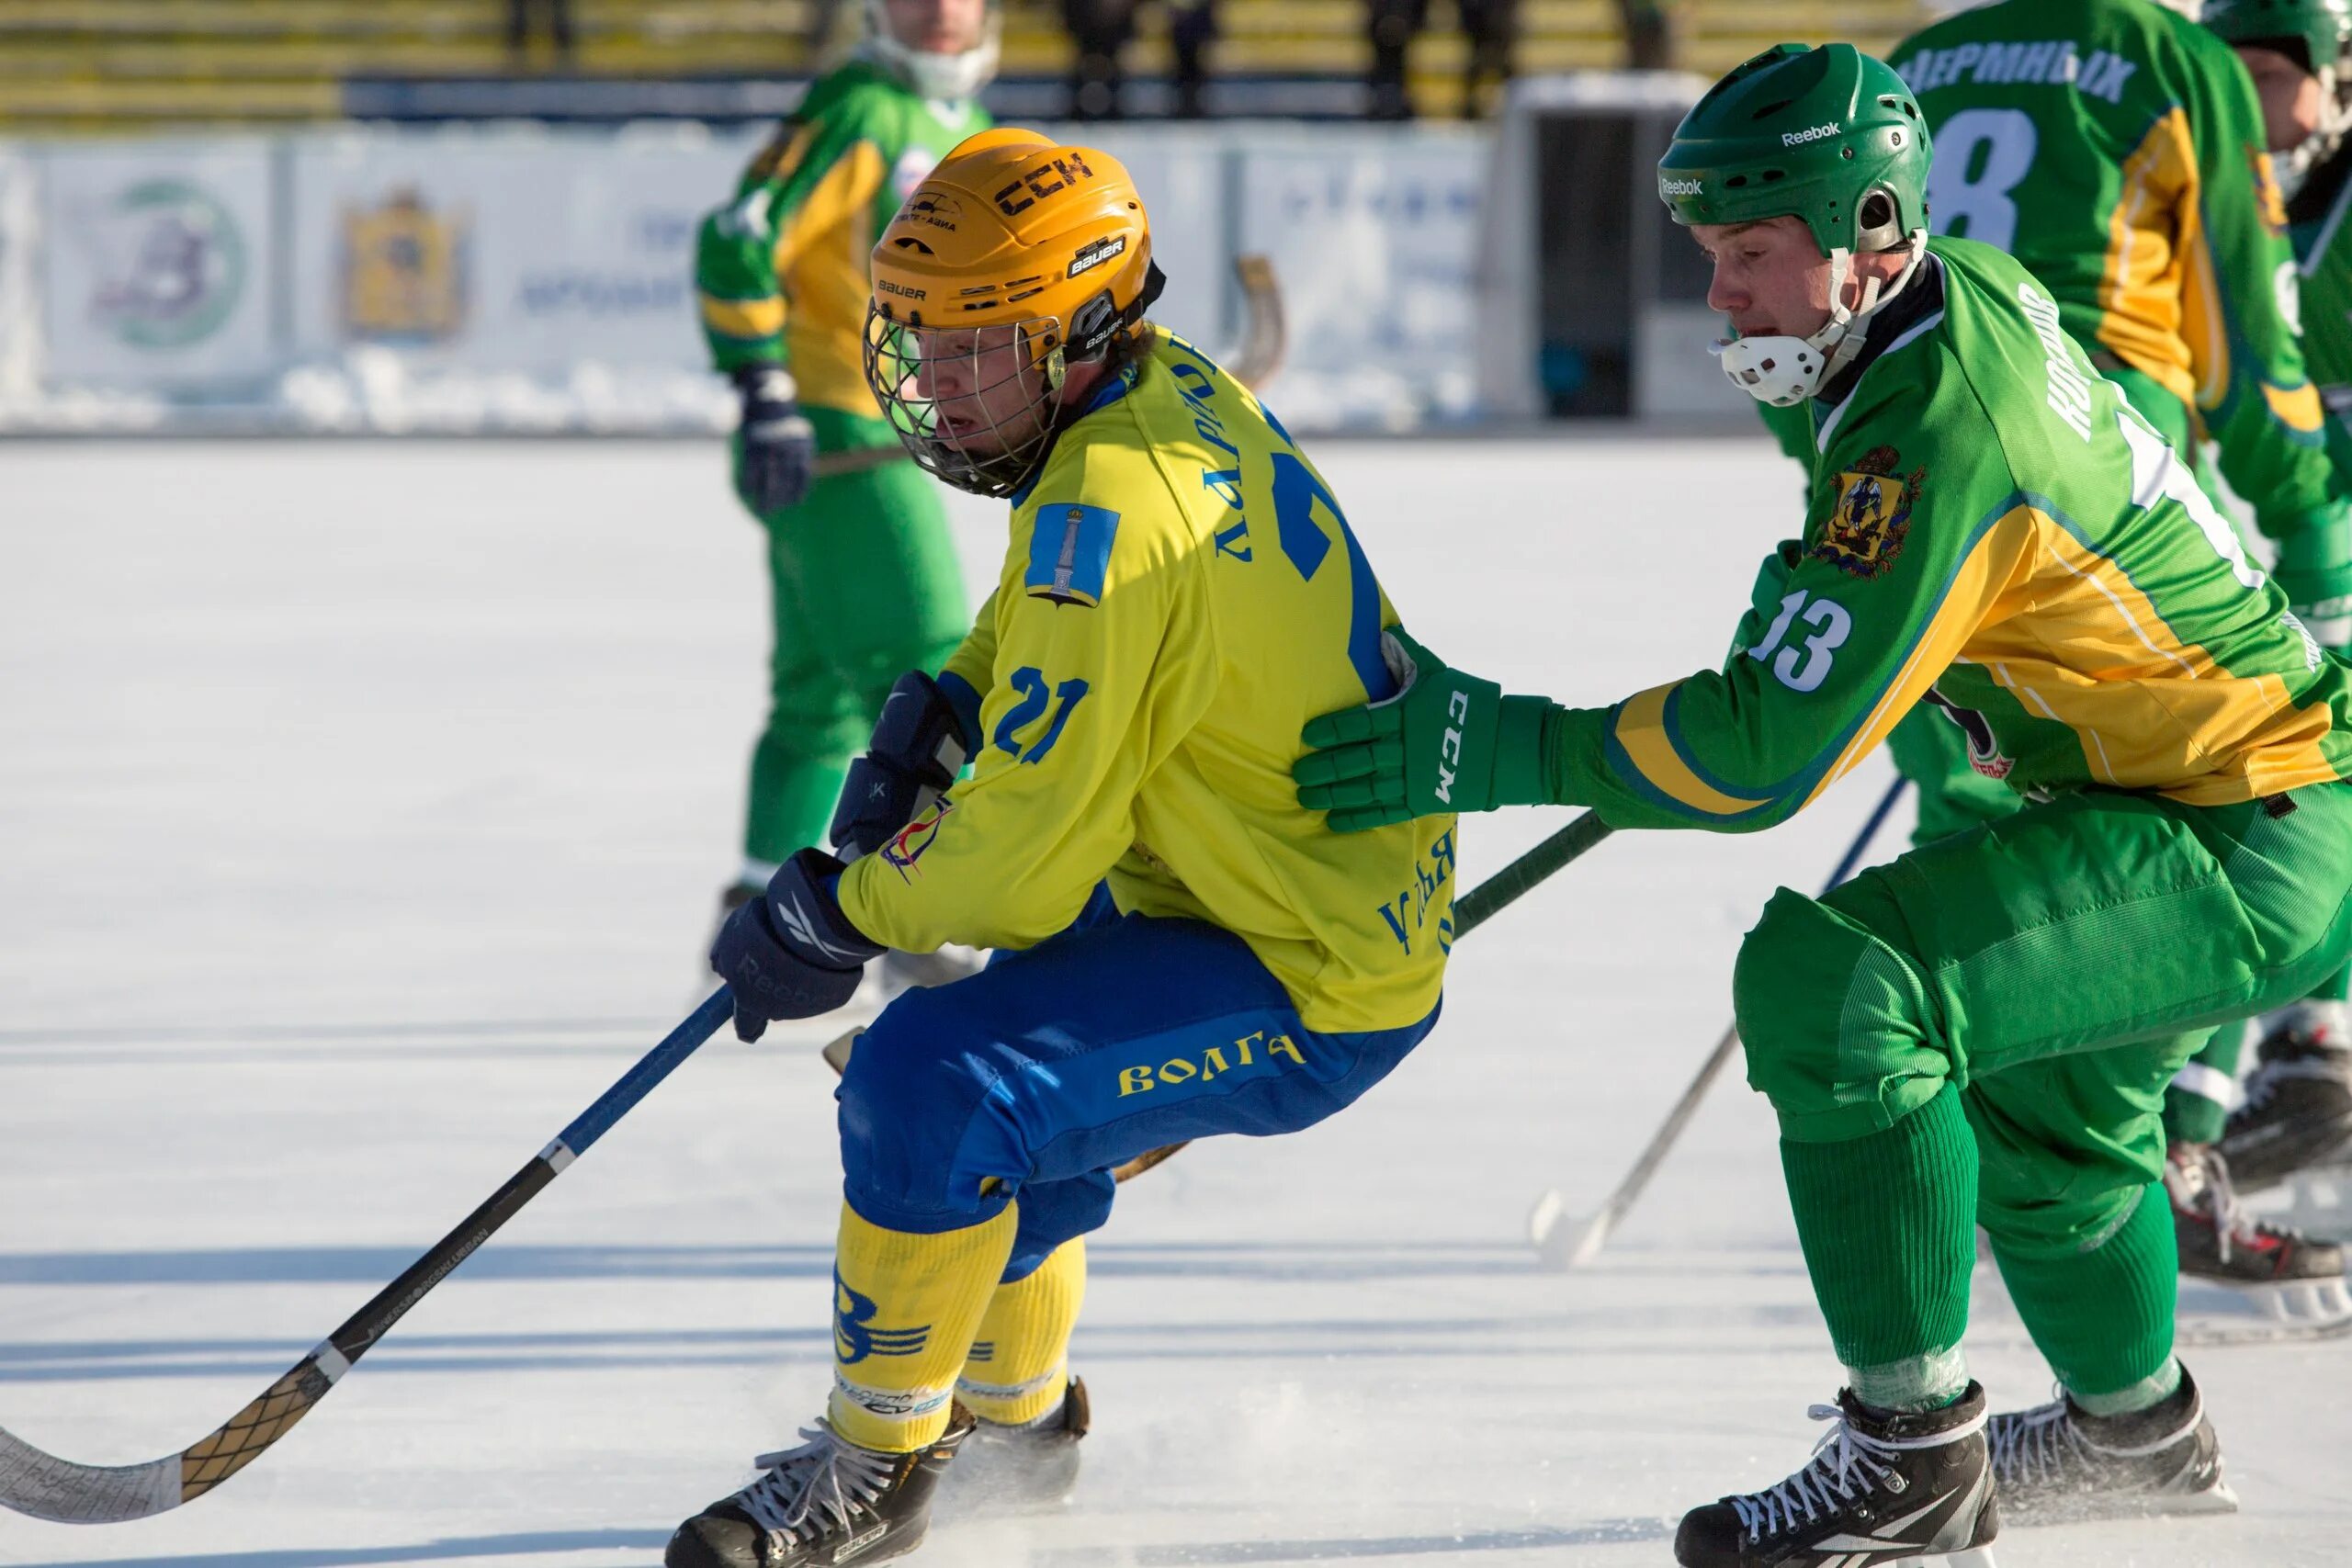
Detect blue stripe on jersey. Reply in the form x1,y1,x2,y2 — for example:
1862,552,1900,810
1340,515,1397,702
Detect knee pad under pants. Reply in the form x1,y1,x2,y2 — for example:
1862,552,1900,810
1735,877,1951,1144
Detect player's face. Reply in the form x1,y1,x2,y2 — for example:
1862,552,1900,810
882,0,987,55
1691,218,1838,340
910,323,1051,457
2233,44,2324,153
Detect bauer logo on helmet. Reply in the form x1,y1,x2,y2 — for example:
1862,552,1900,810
1068,235,1128,278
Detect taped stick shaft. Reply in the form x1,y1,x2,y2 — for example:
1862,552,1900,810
1455,810,1612,940
0,987,737,1524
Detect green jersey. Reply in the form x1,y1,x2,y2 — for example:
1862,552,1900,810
1891,0,2341,539
695,58,989,418
1542,239,2352,829
2291,142,2352,480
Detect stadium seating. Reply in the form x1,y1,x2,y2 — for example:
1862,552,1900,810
0,0,1929,134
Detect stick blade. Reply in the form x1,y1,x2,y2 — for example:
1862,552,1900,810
1559,1213,1612,1270
820,1027,864,1077
1111,1141,1190,1183
1226,253,1286,389
0,1426,181,1523
1529,1187,1614,1271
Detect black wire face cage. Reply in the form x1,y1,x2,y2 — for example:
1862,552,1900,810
862,307,1069,500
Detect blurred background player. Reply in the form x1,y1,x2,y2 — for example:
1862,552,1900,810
1849,0,2352,1297
695,0,998,987
1366,0,1522,119
2203,0,2352,1201
670,128,1456,1568
1297,40,2352,1556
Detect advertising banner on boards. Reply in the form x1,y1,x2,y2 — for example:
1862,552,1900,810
40,141,279,386
288,127,764,376
1233,129,1484,424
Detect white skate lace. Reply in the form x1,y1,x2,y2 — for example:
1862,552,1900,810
1990,1383,2204,1487
2174,1145,2291,1263
732,1422,900,1546
1985,1393,2089,1488
1727,1401,1984,1543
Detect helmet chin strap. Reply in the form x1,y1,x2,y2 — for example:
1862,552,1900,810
1714,231,1927,407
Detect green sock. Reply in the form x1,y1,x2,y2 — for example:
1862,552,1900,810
1781,1082,1976,1409
1991,1180,2177,1401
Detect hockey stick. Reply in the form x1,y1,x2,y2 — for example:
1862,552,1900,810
2,259,1287,1528
819,808,1619,1179
0,809,1611,1524
1223,254,1286,389
813,445,911,479
0,987,740,1525
810,251,1283,483
1529,774,1909,1270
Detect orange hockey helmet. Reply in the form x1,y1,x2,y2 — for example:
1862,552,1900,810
864,127,1164,497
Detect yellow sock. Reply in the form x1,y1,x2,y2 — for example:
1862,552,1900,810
957,1239,1086,1427
828,1201,1017,1452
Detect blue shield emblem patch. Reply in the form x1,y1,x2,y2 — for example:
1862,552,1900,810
1025,502,1119,606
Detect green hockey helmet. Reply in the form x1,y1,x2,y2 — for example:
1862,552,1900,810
2204,0,2352,187
1657,42,1932,258
2202,0,2352,73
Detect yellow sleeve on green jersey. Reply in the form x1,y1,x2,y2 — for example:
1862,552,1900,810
838,439,1214,952
1546,358,2038,829
695,89,889,376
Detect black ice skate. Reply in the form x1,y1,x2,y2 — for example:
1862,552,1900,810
2167,1143,2352,1327
1674,1382,1997,1568
2218,1022,2352,1191
942,1376,1090,1513
665,1409,974,1568
1984,1366,2235,1524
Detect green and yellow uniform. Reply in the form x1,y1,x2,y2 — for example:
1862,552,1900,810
1855,0,2352,1134
1563,241,2352,831
696,59,990,874
1892,0,2340,541
1566,248,2352,1371
1301,230,2352,1412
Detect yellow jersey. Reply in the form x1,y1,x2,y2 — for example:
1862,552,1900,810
838,328,1457,1033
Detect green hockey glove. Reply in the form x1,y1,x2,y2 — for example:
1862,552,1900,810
2274,502,2352,650
1293,628,1555,832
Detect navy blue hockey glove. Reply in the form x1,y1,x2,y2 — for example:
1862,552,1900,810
831,671,981,861
732,367,818,515
708,849,882,1042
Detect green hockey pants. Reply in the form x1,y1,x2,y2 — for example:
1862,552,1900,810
1736,784,2352,1257
738,406,967,871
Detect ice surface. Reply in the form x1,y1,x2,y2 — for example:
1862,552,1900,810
1,437,2345,1567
